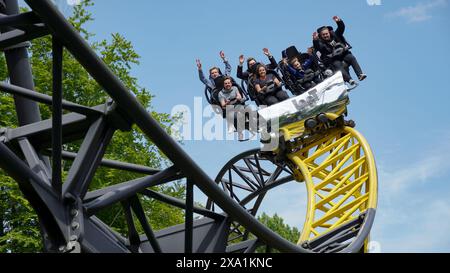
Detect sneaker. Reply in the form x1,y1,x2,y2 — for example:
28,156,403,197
344,119,356,128
358,74,367,81
348,79,356,85
238,132,245,142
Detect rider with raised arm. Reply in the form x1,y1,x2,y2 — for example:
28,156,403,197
313,16,366,84
196,50,232,90
237,48,278,82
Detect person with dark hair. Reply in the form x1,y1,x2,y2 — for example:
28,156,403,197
254,64,289,106
196,50,231,90
218,77,244,109
313,16,366,84
237,48,278,82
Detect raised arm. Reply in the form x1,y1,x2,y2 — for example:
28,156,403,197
312,32,322,52
237,55,249,80
237,65,249,80
263,48,278,70
220,51,232,76
333,16,345,37
196,59,213,89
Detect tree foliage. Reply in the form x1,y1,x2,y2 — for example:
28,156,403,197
256,213,301,253
0,0,184,252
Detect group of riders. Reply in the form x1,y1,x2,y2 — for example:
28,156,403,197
196,16,366,140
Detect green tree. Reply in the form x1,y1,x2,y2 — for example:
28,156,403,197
256,213,301,253
0,0,184,252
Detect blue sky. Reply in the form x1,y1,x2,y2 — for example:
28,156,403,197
45,0,450,252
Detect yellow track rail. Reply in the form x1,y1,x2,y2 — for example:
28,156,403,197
278,111,378,252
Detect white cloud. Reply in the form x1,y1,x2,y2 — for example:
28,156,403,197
371,132,450,252
387,0,448,23
66,0,81,6
379,133,450,195
373,199,450,252
367,0,382,6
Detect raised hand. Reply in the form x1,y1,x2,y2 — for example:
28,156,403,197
262,48,271,57
313,32,319,40
333,15,341,22
220,50,226,60
196,59,202,70
239,54,245,65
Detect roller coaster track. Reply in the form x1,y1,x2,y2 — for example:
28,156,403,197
0,0,377,253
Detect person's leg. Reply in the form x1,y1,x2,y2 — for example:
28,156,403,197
302,81,316,91
313,75,322,84
234,105,246,131
232,111,238,130
332,59,352,82
225,108,236,133
256,93,266,106
264,95,278,106
343,53,365,80
275,90,289,102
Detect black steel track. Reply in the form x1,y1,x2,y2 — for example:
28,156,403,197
0,0,312,253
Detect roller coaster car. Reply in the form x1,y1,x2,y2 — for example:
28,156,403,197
211,71,377,253
258,71,349,144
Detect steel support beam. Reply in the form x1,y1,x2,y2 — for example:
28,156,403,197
0,81,103,116
55,150,160,175
81,216,130,253
122,199,141,252
142,189,222,221
129,196,162,253
0,11,41,29
17,137,51,185
0,26,49,50
63,117,115,199
1,0,42,126
185,178,193,253
25,0,310,253
0,141,67,251
0,141,53,195
84,166,180,215
2,104,105,148
51,36,62,194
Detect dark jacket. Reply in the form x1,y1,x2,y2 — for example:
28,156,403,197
313,20,351,65
237,55,278,81
285,57,314,80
